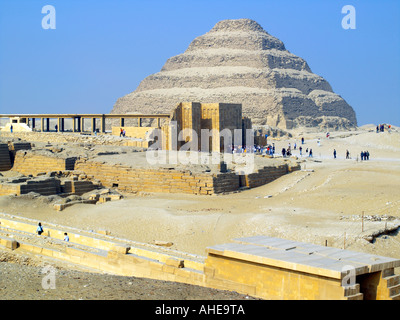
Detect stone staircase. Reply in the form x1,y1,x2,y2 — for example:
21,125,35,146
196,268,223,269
342,271,400,300
383,273,400,300
343,284,363,300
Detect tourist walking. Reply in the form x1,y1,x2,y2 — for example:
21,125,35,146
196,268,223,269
37,223,43,235
346,150,350,159
10,124,13,133
282,148,286,157
308,149,313,157
64,233,69,242
333,149,336,159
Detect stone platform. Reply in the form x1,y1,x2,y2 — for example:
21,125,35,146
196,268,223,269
1,213,399,300
206,236,400,300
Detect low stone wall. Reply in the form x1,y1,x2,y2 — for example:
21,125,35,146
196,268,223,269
245,163,300,188
62,180,98,196
0,131,142,148
0,183,19,196
8,142,32,163
75,160,215,195
1,214,399,300
75,159,300,195
0,178,60,197
0,144,12,171
0,214,206,287
0,176,97,197
12,151,76,176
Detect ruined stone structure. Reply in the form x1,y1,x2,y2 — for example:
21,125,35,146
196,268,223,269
110,102,252,152
205,236,400,300
0,113,170,134
112,19,357,130
1,213,399,300
2,132,301,196
160,102,252,152
0,144,12,171
74,159,299,195
75,160,300,195
12,151,77,176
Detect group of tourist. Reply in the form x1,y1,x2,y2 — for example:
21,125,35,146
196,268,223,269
360,151,370,161
36,222,69,242
119,128,126,137
377,123,393,133
377,124,385,133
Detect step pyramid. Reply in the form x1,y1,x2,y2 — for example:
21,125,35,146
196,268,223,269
111,19,357,130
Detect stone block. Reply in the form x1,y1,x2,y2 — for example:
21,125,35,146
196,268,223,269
162,264,176,274
154,240,173,247
166,257,184,268
3,238,18,250
111,244,131,254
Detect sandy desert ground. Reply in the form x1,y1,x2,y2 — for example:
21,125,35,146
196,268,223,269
0,124,399,299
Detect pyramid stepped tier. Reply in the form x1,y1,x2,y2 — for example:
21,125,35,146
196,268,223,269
136,67,333,94
162,49,312,72
112,19,357,129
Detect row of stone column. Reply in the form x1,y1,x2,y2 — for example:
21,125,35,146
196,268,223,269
29,116,106,133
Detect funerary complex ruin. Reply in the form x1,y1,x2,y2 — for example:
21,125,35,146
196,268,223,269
1,18,398,300
1,110,400,300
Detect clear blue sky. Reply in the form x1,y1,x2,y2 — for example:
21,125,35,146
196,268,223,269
0,0,399,126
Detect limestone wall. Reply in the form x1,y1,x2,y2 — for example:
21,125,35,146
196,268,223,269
0,184,19,196
0,131,138,147
75,159,215,195
245,163,300,188
12,152,76,176
61,180,97,196
74,159,300,195
112,126,154,140
0,144,12,171
0,177,90,197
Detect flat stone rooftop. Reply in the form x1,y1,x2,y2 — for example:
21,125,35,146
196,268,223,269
206,236,400,279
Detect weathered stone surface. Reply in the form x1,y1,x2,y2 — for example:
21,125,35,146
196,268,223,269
112,19,357,130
